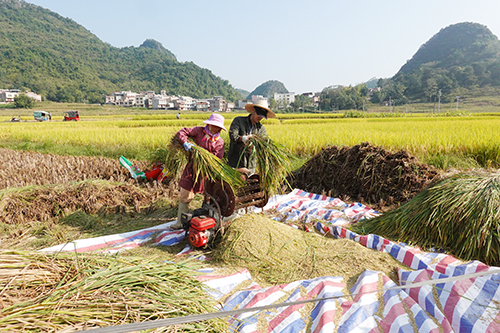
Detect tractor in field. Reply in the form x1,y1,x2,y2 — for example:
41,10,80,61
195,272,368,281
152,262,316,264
63,111,80,121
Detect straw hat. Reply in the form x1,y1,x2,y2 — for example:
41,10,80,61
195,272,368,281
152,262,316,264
203,113,226,131
244,99,276,119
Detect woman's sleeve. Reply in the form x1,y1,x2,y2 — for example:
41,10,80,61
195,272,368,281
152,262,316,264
215,141,224,159
177,127,198,144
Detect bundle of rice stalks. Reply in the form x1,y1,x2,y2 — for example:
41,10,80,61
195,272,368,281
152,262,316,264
353,170,500,266
150,137,188,181
0,250,227,332
190,144,245,190
211,214,408,287
246,135,295,196
152,135,244,191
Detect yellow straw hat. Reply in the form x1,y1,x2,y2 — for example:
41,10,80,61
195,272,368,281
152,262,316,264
244,99,276,119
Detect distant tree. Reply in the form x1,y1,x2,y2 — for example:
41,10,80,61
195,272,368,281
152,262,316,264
291,95,311,112
319,84,368,110
269,98,277,109
14,94,35,108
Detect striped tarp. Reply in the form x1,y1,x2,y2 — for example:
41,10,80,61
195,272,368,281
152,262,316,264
41,189,500,332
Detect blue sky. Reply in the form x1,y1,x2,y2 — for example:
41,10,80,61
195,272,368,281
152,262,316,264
25,0,500,94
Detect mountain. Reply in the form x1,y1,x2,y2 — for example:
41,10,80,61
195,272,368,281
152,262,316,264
397,22,500,75
364,77,379,89
0,0,241,103
390,22,500,102
246,80,288,99
235,88,250,100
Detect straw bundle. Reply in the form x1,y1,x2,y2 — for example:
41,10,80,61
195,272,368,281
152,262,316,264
246,135,295,196
150,136,188,181
354,170,500,266
152,135,244,190
189,144,245,190
0,250,227,332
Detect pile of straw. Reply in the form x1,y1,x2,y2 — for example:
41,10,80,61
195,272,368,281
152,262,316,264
0,250,227,332
354,170,500,266
211,214,408,287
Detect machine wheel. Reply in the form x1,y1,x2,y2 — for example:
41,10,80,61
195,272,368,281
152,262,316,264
208,180,235,217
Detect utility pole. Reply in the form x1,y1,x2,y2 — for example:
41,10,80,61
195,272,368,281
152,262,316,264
456,96,460,111
438,90,441,113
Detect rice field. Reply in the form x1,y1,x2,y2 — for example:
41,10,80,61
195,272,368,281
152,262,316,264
1,112,500,168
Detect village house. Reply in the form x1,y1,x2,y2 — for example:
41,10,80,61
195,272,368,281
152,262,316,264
105,90,230,112
274,92,295,105
0,89,42,103
209,96,227,112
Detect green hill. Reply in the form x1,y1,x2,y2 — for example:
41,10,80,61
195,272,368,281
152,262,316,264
0,0,241,103
390,22,500,102
397,22,500,75
246,80,289,99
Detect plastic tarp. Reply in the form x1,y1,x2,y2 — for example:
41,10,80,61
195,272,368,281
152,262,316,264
41,189,500,332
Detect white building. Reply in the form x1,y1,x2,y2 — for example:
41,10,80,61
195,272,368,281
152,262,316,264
237,100,252,109
25,91,42,102
0,89,42,103
274,92,295,105
196,99,210,112
151,95,174,110
105,91,138,107
209,96,227,112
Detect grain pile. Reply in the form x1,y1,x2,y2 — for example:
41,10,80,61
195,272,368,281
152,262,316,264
211,214,409,288
289,142,440,210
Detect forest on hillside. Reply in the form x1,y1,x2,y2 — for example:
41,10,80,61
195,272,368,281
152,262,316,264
320,22,500,110
0,0,241,103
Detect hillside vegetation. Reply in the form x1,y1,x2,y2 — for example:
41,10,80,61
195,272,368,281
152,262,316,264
246,80,289,99
321,22,500,110
390,22,500,102
0,0,241,103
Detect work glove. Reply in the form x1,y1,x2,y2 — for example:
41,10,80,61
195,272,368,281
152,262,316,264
183,142,194,151
241,135,253,144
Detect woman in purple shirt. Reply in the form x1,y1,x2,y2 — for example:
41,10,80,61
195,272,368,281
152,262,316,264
171,113,226,229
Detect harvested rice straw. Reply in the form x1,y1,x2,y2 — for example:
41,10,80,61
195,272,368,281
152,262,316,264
246,135,295,196
354,170,500,266
0,250,227,332
154,135,244,190
150,136,188,181
190,144,245,190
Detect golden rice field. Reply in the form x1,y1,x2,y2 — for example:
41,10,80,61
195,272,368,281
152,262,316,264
1,112,500,169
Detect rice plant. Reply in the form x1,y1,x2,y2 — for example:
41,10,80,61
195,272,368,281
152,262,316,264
246,135,296,196
353,170,500,266
0,250,228,332
153,135,244,190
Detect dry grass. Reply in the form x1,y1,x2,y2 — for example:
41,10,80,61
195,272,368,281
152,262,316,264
211,214,409,289
354,170,500,266
0,250,228,332
0,148,149,190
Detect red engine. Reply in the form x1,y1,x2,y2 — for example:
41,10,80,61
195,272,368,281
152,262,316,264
186,215,216,248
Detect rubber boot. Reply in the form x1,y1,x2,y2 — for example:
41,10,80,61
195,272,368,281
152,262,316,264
171,201,189,229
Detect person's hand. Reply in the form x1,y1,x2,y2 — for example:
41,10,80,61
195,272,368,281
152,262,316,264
183,142,194,151
241,135,253,144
